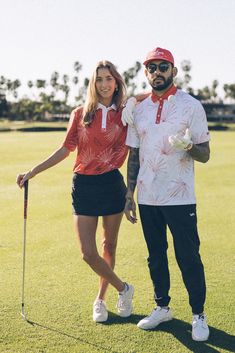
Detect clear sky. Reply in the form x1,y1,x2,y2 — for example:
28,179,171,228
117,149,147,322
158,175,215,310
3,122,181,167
1,0,235,101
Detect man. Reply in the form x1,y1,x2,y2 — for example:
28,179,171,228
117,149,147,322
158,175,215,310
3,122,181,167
124,47,210,341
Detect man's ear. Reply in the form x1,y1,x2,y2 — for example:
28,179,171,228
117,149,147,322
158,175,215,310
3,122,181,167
173,67,178,78
144,68,148,78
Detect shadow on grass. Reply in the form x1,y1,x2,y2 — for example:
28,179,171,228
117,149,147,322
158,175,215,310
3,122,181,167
104,313,235,353
23,317,120,353
157,318,235,353
101,312,143,325
22,315,235,353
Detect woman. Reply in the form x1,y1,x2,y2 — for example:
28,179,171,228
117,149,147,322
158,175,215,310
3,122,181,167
16,60,134,323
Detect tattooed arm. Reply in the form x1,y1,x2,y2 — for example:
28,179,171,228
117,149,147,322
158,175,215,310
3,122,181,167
125,147,140,224
188,141,210,163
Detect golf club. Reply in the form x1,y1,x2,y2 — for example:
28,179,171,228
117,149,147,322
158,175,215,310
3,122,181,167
21,179,29,321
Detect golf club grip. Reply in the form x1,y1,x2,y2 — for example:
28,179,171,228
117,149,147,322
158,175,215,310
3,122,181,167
24,180,29,219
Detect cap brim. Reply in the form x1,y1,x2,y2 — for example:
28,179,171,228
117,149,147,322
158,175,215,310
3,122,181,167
143,58,174,66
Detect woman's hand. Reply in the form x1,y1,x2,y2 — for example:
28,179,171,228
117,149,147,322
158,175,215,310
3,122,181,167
16,170,35,188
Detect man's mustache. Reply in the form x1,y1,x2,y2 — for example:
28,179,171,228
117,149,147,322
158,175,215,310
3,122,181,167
153,76,165,83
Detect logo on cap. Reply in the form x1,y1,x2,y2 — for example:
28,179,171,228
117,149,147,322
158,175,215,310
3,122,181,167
143,47,174,66
156,50,164,56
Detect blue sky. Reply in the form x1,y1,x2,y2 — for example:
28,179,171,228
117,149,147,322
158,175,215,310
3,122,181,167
1,0,235,101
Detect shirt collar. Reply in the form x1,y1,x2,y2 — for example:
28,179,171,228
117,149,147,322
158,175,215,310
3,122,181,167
96,103,117,111
151,85,177,103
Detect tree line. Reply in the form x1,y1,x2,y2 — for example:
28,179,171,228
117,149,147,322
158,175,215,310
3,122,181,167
0,60,235,121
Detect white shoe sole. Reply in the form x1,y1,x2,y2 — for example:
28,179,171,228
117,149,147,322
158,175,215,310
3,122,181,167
93,313,108,322
93,317,108,323
118,306,133,318
137,315,173,330
192,333,209,341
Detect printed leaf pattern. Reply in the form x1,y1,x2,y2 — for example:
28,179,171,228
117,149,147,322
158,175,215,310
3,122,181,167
63,108,128,174
126,90,210,205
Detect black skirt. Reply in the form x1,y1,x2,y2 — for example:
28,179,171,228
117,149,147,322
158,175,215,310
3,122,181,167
71,169,127,216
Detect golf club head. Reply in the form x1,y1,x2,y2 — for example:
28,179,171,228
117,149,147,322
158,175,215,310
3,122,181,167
21,303,27,320
21,311,26,320
21,310,34,325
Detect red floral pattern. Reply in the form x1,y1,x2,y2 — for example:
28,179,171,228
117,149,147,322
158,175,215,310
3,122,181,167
63,106,128,174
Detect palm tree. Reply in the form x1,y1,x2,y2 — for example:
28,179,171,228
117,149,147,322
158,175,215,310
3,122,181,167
60,74,70,103
75,77,89,104
175,60,194,94
50,71,60,99
122,61,142,96
223,83,235,101
72,61,82,103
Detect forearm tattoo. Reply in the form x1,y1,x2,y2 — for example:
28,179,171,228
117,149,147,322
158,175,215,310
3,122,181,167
188,141,210,163
127,147,140,195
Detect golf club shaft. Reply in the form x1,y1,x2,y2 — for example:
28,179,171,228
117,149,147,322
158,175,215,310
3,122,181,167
21,180,28,319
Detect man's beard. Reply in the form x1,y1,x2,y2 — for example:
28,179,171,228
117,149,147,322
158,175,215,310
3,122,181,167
150,74,173,91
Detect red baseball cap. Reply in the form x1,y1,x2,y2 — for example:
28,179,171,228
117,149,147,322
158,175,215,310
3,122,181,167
143,47,174,66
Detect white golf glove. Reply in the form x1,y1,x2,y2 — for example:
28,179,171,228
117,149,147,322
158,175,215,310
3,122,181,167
168,128,193,150
121,97,137,126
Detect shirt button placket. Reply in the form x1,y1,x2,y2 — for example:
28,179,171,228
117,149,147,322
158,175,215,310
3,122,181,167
156,99,163,124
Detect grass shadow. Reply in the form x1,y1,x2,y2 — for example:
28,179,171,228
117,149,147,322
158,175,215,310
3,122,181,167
21,315,235,353
102,313,235,352
150,318,235,353
100,311,143,325
22,317,120,353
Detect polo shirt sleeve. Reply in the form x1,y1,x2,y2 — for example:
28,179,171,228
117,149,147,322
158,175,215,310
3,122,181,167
125,124,140,148
189,101,210,145
62,109,79,151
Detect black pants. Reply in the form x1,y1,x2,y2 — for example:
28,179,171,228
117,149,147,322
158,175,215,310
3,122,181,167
139,204,206,314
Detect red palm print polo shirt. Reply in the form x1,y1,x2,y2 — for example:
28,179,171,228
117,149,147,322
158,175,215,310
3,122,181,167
62,104,128,175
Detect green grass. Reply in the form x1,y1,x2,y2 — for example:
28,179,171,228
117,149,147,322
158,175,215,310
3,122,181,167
1,131,235,353
1,119,235,132
0,120,67,132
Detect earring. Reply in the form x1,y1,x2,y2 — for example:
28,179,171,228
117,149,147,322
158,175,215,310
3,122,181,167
115,86,118,91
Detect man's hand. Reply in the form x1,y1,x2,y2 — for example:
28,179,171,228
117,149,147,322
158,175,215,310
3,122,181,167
121,97,137,126
168,128,193,150
124,196,137,224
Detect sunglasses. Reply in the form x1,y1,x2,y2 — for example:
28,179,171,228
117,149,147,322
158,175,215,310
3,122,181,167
146,62,170,74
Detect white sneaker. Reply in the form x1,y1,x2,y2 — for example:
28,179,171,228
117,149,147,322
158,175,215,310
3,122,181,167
137,306,173,330
93,299,108,322
192,313,209,341
116,283,134,317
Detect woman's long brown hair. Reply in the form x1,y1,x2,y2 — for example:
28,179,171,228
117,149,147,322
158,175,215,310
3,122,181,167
82,60,126,126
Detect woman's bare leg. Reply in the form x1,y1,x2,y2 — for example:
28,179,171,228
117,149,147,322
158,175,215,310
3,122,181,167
97,212,123,300
74,215,125,292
